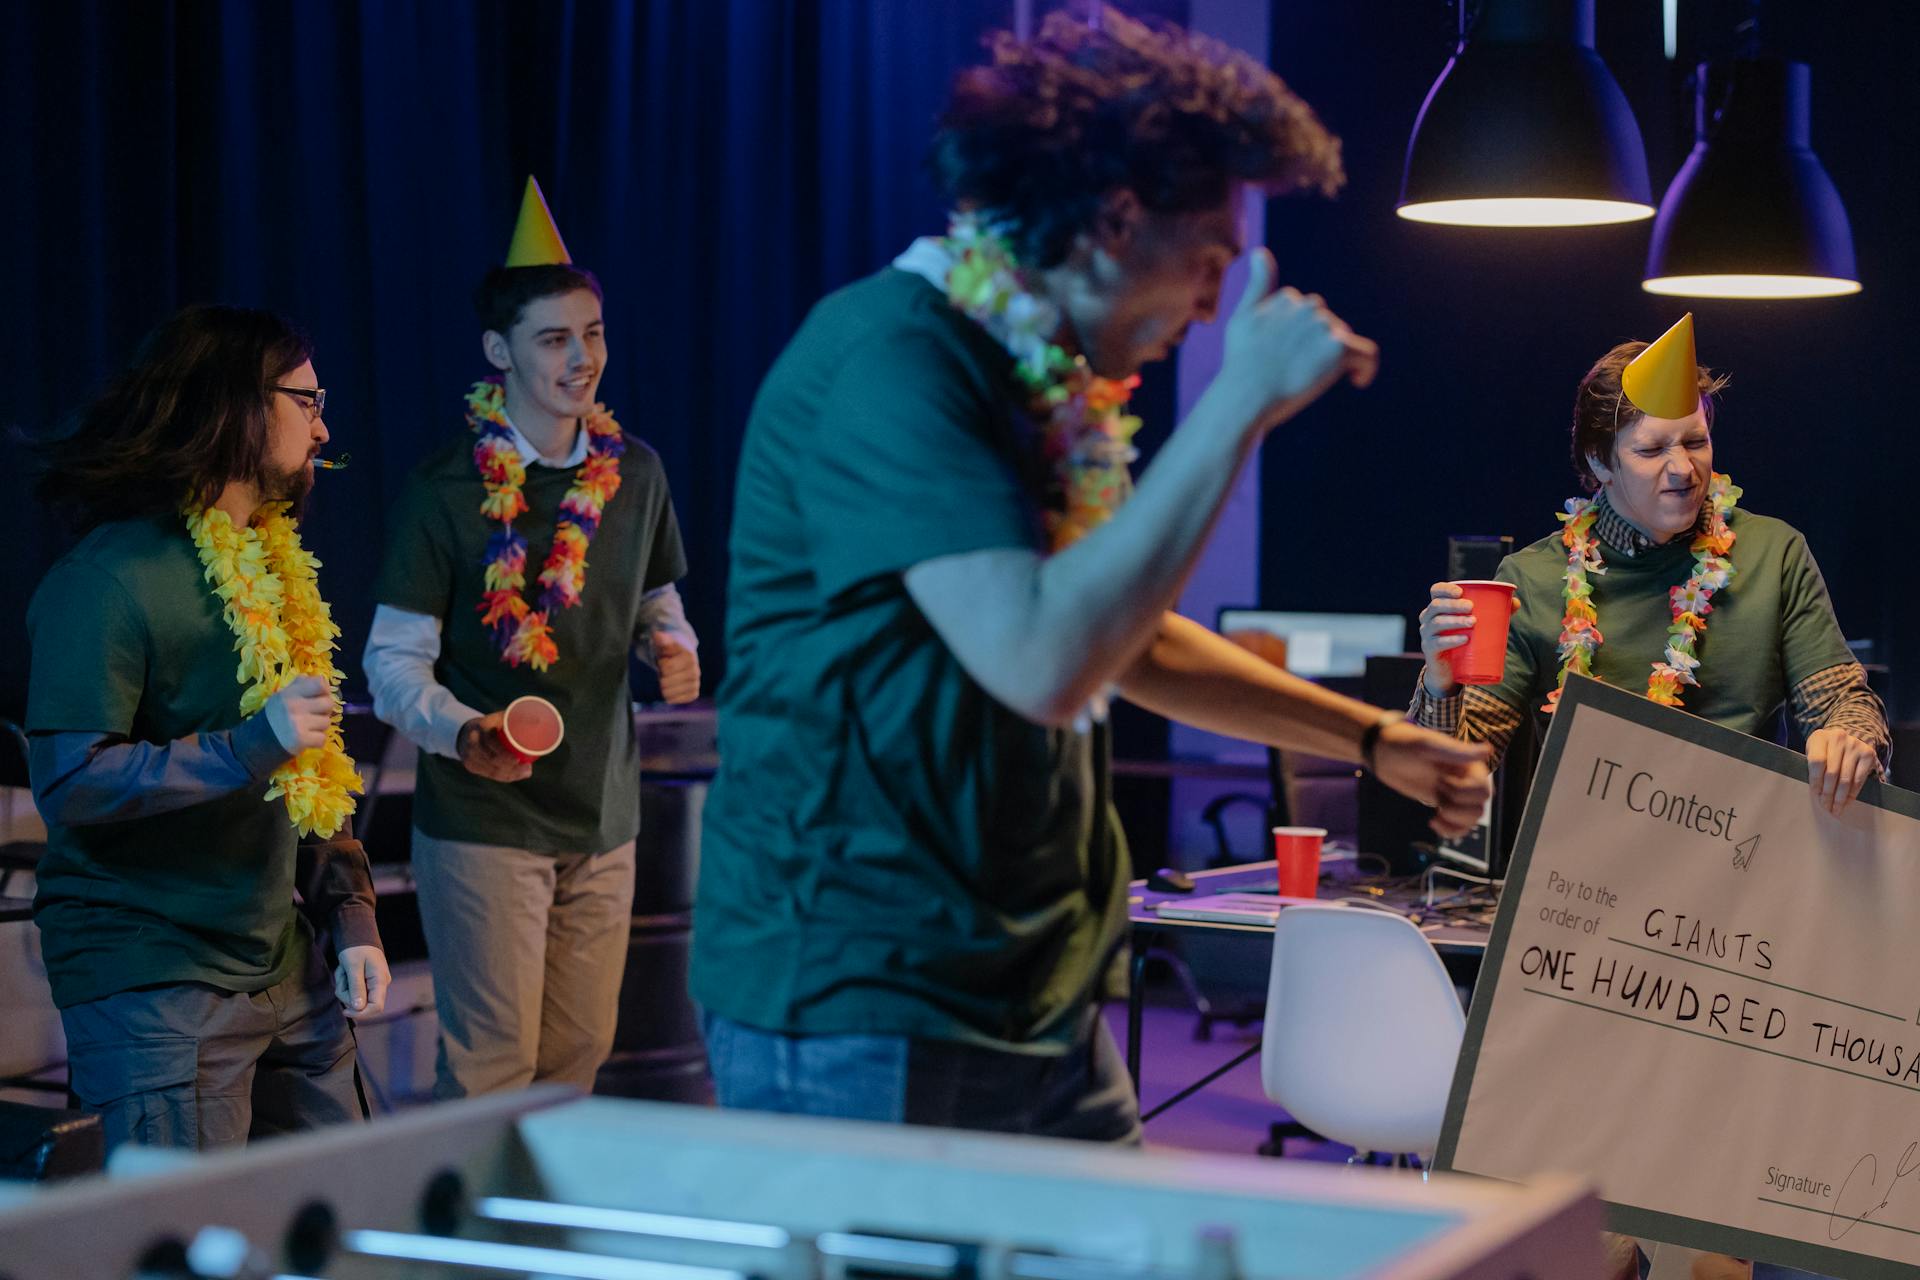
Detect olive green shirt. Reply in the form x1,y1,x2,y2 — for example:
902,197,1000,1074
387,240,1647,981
26,516,308,1009
373,433,687,854
692,267,1129,1054
1485,509,1858,741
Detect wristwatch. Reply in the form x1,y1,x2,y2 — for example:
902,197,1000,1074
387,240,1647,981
1359,710,1402,772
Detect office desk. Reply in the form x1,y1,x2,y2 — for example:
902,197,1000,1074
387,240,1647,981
1125,859,1492,1115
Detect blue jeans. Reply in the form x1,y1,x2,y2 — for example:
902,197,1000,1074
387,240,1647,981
703,1007,1141,1144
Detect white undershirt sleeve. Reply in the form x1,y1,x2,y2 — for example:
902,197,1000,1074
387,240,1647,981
363,604,483,760
633,583,698,669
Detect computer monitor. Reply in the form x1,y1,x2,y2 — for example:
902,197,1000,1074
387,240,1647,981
1215,609,1408,679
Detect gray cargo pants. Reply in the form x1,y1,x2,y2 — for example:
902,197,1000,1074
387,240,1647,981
60,942,364,1153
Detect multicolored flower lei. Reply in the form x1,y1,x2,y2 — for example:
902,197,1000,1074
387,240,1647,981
185,503,361,838
469,378,625,671
941,214,1142,551
1546,472,1742,714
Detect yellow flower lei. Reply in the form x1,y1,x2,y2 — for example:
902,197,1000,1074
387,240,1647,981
185,503,361,838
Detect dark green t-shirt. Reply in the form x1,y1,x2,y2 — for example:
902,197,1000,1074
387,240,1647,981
691,267,1129,1054
373,431,687,854
26,516,305,1009
1490,509,1857,737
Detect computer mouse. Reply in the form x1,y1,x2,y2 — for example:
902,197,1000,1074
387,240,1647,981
1147,866,1195,894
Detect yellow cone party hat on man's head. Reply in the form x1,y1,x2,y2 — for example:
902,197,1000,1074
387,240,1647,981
1621,312,1700,419
504,176,572,267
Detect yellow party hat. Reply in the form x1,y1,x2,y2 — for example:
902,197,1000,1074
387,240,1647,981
504,176,572,267
1621,313,1701,419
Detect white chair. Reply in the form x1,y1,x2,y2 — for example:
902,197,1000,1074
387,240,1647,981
1259,904,1465,1164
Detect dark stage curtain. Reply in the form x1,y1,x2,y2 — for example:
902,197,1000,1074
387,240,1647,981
7,1,1907,736
0,0,1017,713
1258,2,1917,721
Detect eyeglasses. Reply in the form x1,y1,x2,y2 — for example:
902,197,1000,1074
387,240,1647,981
274,385,327,421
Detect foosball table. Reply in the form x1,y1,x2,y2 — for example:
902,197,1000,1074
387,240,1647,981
0,1089,1604,1279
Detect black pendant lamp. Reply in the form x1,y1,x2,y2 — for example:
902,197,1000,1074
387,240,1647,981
1397,0,1653,227
1642,58,1859,298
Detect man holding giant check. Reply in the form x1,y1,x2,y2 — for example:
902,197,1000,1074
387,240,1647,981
1440,677,1917,1280
1423,323,1900,1279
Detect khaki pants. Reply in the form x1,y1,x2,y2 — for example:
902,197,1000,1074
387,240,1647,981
410,830,635,1098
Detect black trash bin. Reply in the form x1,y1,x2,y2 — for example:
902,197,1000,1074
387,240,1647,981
595,779,711,1104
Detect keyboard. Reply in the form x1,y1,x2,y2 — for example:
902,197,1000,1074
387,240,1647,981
1151,892,1336,925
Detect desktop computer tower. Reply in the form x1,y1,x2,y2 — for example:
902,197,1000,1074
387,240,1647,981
1357,654,1444,875
1357,652,1533,880
1447,535,1513,582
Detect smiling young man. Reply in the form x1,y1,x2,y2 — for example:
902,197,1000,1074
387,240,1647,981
28,305,385,1152
693,8,1495,1141
365,178,698,1099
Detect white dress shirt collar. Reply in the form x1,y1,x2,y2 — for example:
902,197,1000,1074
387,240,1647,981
503,406,591,469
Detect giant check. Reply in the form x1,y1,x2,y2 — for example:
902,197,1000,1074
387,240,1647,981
1437,675,1920,1278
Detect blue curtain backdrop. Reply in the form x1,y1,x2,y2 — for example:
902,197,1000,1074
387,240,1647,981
4,0,1912,730
0,0,1018,713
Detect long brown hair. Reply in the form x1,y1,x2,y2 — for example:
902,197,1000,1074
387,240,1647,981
36,305,312,530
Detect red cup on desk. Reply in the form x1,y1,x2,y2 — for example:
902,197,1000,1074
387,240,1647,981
1272,826,1327,899
1443,579,1517,685
498,695,565,764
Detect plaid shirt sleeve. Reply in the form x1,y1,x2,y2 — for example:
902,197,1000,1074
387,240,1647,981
1409,669,1526,768
1791,660,1891,775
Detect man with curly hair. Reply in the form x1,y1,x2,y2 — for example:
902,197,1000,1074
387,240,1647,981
692,6,1493,1141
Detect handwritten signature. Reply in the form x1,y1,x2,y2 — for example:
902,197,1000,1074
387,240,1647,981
1829,1141,1920,1240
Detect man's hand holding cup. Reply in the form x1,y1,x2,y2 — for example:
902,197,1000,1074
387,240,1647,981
1419,581,1520,697
457,711,535,783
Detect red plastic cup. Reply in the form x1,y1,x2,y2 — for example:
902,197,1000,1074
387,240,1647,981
1273,826,1327,899
1443,580,1517,685
498,695,565,764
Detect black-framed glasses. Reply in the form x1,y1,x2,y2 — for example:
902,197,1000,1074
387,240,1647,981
274,385,327,420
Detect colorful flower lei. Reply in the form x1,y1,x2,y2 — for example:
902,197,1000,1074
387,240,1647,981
1545,472,1742,714
185,503,361,838
941,215,1142,550
468,378,625,671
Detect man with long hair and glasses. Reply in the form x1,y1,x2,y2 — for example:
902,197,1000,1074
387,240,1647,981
26,304,387,1152
693,7,1493,1141
364,179,697,1100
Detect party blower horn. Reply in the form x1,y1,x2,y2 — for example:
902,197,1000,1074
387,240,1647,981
498,695,565,764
